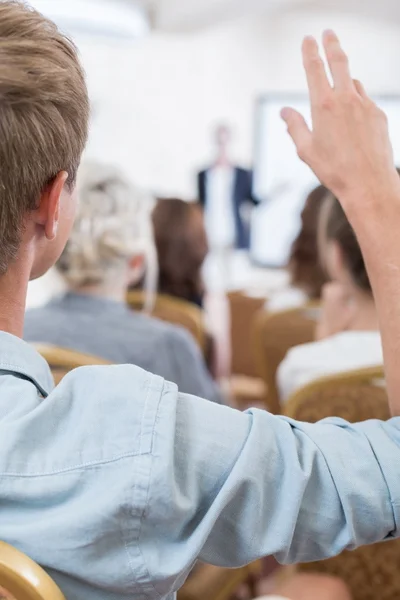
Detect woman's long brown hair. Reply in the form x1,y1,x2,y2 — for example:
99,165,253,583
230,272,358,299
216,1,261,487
288,184,329,298
152,198,209,305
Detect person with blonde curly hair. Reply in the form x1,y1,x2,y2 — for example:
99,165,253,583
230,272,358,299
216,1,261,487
24,161,222,404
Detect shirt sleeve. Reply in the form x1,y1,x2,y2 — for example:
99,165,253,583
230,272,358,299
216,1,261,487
140,384,400,596
166,327,223,404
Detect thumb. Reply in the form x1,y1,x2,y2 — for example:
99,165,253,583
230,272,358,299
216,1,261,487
281,107,312,161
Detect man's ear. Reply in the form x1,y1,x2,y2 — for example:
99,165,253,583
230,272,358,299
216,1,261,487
35,171,68,240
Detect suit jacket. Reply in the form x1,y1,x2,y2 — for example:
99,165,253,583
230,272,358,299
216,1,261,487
197,166,257,250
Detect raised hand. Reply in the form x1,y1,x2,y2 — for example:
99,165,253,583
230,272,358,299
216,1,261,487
282,30,400,414
281,31,400,219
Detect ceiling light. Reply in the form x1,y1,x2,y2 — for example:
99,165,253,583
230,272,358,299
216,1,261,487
29,0,149,40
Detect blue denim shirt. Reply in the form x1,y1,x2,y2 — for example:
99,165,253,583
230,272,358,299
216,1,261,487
0,331,400,600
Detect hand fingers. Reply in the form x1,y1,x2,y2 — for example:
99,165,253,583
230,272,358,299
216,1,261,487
353,79,368,99
302,36,331,104
323,30,355,92
281,108,312,161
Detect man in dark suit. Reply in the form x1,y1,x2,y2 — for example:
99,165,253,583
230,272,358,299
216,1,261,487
197,125,257,251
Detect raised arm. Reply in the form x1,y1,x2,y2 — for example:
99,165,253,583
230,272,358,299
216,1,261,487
281,31,400,415
140,391,400,596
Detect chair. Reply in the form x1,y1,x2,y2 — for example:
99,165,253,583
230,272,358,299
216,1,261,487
284,365,388,422
0,541,65,600
126,291,207,353
227,291,266,377
227,291,267,409
33,344,111,385
252,303,320,413
283,367,399,600
178,561,261,600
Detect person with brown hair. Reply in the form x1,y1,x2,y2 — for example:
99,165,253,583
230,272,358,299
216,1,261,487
288,184,328,299
0,4,399,599
277,192,382,401
0,2,89,283
153,198,208,308
151,197,230,378
316,194,378,339
267,184,328,312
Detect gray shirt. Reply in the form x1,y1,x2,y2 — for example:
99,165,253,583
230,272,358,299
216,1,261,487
24,292,222,404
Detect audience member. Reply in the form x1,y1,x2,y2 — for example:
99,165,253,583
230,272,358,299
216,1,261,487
152,198,208,308
255,573,351,600
1,4,400,599
267,184,328,312
197,124,256,252
152,197,230,378
24,162,222,403
278,193,382,401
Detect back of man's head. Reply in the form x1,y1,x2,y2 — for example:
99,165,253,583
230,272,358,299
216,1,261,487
0,0,89,274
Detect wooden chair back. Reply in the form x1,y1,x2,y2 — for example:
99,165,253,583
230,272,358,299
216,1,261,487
252,304,320,413
227,291,266,377
127,291,207,352
0,541,64,600
284,365,388,422
283,367,398,600
33,344,111,385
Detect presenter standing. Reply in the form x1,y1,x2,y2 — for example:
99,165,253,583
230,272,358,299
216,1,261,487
197,125,257,286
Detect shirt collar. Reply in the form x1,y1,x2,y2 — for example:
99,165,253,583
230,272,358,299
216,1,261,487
0,331,54,397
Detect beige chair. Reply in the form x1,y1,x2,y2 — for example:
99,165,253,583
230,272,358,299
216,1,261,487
283,367,400,600
227,291,266,377
227,291,267,409
33,344,111,385
252,303,320,413
178,561,261,600
284,365,388,423
0,541,64,600
127,291,207,353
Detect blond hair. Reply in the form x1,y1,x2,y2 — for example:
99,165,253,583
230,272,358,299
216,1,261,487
0,1,89,274
57,161,157,302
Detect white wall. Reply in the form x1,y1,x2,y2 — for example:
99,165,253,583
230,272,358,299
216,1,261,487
79,16,272,198
26,8,400,307
77,9,400,199
267,10,400,93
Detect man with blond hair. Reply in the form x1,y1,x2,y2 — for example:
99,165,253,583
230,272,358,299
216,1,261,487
0,2,400,600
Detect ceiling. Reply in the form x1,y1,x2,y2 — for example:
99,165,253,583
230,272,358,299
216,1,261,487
142,0,400,31
29,0,400,40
